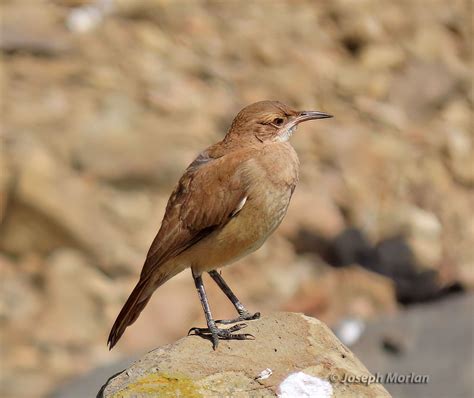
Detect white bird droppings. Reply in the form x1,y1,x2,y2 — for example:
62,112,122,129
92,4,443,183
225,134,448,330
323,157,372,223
278,372,333,398
256,368,273,380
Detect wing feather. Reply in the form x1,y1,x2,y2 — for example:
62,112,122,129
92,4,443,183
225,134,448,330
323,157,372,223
140,147,253,278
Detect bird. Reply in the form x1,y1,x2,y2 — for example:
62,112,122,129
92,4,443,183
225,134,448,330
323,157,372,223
107,100,332,350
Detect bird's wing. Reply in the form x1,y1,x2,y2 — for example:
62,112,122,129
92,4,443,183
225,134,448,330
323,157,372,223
139,148,252,278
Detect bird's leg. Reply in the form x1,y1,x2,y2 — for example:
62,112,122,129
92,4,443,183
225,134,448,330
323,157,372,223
208,270,260,325
188,270,254,349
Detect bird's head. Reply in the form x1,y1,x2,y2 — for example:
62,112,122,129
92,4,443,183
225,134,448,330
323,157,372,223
226,100,332,144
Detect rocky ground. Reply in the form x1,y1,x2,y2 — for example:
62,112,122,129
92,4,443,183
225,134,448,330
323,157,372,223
351,293,474,398
0,0,472,397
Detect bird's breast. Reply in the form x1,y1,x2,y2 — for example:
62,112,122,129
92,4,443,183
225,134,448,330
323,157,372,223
239,142,299,245
187,142,299,272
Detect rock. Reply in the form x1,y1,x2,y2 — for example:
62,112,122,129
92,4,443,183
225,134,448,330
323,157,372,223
334,318,366,347
1,142,140,272
281,187,346,242
35,249,117,345
351,294,474,398
0,254,42,328
284,266,397,325
0,150,12,224
458,261,474,289
0,3,72,56
66,1,113,34
389,61,460,120
360,44,405,70
112,0,169,19
0,369,52,398
355,97,408,130
99,312,390,397
403,206,442,269
443,125,474,186
51,356,140,398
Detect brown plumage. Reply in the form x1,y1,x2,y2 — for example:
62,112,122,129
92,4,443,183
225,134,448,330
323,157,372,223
108,100,332,350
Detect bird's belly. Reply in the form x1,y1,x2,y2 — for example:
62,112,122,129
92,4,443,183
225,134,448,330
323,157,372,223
187,187,292,272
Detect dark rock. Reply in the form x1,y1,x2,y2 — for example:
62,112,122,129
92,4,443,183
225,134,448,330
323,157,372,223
352,294,474,398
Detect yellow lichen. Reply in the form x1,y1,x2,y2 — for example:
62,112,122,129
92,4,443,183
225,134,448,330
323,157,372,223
111,372,202,398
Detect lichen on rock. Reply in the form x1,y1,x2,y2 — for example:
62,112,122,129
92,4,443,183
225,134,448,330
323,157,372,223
99,312,390,397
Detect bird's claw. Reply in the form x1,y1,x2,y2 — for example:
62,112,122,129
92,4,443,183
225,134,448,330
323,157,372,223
215,311,261,325
188,322,255,349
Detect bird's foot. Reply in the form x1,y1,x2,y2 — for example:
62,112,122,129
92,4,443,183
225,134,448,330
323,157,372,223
215,311,261,325
188,323,255,349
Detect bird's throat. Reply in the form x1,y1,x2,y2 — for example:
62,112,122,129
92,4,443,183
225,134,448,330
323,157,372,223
276,125,297,142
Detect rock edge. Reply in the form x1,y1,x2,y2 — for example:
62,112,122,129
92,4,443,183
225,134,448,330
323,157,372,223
99,312,390,397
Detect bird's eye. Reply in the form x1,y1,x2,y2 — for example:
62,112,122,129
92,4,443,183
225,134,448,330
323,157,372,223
273,117,284,126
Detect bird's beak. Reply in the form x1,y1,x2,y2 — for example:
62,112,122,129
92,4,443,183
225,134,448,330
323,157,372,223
276,110,333,142
294,110,333,125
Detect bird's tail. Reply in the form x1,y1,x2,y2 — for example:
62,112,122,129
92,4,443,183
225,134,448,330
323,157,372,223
107,277,153,350
108,260,183,350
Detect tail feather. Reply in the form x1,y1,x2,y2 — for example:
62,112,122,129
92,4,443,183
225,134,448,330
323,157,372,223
108,265,179,349
108,278,152,350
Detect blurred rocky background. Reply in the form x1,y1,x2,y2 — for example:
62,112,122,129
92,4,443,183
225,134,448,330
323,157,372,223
0,0,472,397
